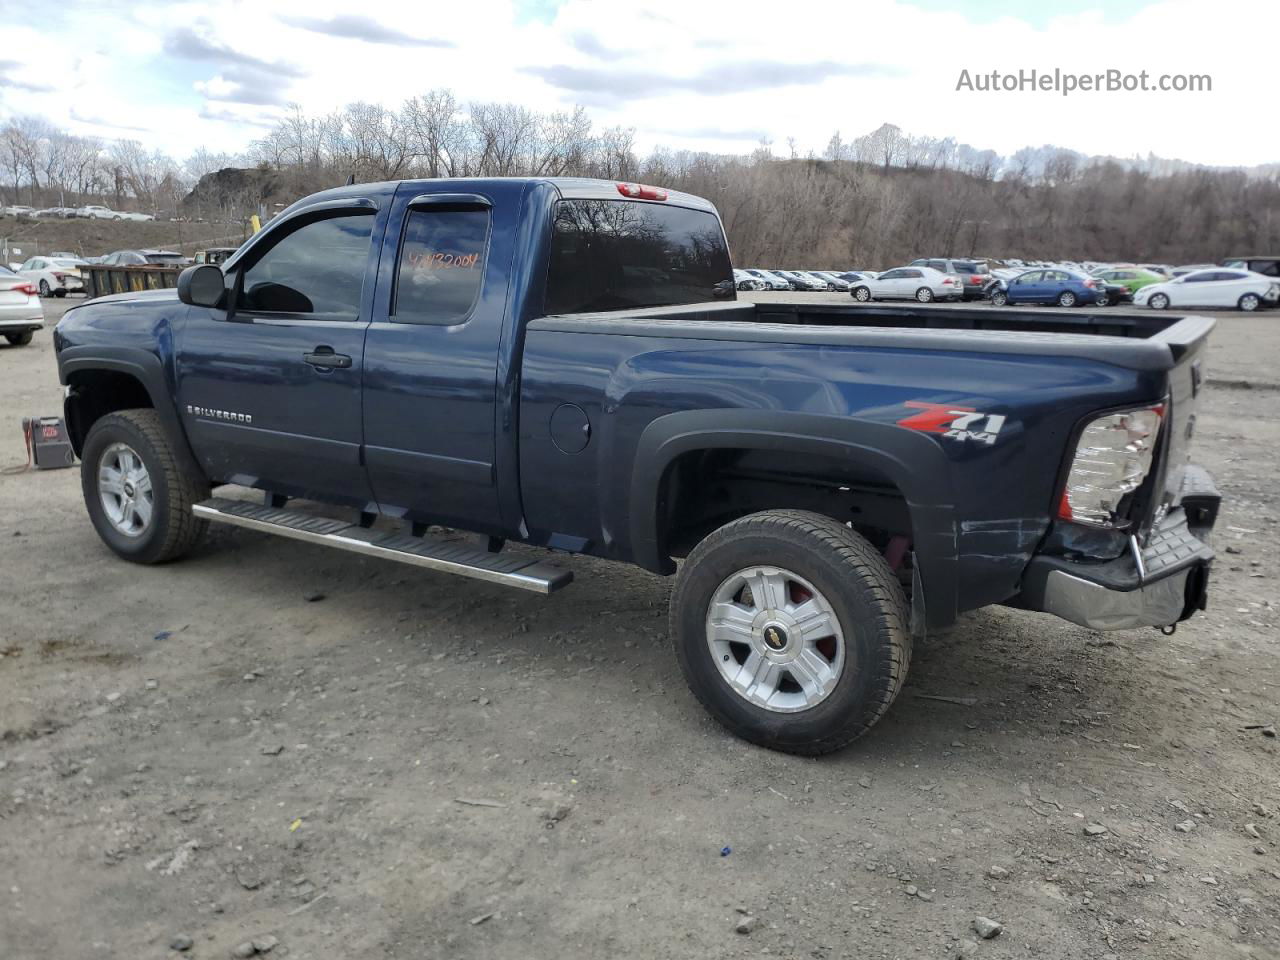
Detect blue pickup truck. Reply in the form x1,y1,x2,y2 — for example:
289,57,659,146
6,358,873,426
53,177,1219,754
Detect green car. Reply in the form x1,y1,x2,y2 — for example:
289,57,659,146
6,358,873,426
1095,268,1165,294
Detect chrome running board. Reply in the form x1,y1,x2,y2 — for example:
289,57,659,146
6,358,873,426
193,497,572,595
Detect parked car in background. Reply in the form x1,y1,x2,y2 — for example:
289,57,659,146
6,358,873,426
835,270,878,283
1095,267,1165,295
0,263,43,345
1220,256,1280,280
122,211,157,222
76,204,124,220
2,204,35,217
850,266,962,303
809,271,851,291
733,269,766,291
1135,268,1279,312
741,269,790,291
102,249,186,266
1137,264,1173,278
1170,264,1216,278
9,256,84,297
990,269,1103,307
779,270,827,291
910,258,990,300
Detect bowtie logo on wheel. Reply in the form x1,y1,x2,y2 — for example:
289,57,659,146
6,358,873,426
898,402,1007,446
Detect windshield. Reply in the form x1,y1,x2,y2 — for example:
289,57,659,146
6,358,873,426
546,199,733,314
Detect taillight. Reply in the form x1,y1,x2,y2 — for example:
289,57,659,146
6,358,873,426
942,278,955,285
1084,279,1096,288
14,282,37,296
616,182,669,201
1058,406,1164,526
52,272,67,282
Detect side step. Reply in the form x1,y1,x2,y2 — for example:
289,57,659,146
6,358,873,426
193,497,572,595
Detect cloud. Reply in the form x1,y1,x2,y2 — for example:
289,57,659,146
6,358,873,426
524,59,899,101
281,14,454,48
164,26,307,107
0,58,56,93
164,26,305,77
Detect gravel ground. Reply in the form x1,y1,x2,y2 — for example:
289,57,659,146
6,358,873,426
1,296,1277,960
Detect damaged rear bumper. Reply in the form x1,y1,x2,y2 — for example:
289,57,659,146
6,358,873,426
1019,467,1218,631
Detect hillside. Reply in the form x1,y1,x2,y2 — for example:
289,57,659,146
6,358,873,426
0,217,244,262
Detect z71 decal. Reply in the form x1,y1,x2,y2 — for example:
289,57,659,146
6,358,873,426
898,401,1006,446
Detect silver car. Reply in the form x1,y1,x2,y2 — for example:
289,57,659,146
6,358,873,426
0,264,44,346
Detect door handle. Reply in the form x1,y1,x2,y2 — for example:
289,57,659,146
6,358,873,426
303,346,352,370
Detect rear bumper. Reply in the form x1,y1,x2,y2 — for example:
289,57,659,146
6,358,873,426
1020,468,1218,630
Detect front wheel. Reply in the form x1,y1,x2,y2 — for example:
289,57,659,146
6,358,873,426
852,286,871,302
991,290,1008,306
1148,293,1170,310
669,510,912,755
915,286,934,303
1239,293,1261,312
1057,290,1077,307
81,408,210,564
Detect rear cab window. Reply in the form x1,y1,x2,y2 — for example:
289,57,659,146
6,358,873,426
545,199,734,314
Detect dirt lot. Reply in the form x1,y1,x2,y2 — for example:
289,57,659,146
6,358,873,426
1,296,1277,960
1,217,242,261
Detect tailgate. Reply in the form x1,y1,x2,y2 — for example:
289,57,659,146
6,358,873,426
1149,315,1214,529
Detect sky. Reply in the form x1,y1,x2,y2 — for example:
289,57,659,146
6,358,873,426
0,0,1271,168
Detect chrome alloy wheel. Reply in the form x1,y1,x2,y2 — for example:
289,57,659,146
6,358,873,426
98,442,153,537
705,566,845,712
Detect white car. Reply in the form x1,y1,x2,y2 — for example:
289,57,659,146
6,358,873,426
733,269,766,291
1134,268,1279,312
76,204,124,220
2,204,35,217
10,256,86,297
743,269,791,291
0,264,43,346
849,266,962,303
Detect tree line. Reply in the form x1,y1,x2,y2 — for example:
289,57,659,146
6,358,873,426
4,92,1277,267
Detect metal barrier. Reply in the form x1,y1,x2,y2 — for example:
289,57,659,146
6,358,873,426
79,264,182,299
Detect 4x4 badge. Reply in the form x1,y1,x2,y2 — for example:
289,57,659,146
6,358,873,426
898,402,1006,446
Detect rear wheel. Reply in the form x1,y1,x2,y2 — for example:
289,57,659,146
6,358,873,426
1057,290,1077,307
4,331,33,346
669,510,912,755
1149,293,1170,310
38,279,50,297
1239,293,1260,312
1095,291,1111,307
81,409,209,564
915,287,934,303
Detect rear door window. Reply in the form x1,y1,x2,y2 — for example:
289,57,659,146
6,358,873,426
393,207,490,325
545,199,733,314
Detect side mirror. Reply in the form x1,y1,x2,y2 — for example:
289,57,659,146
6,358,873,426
177,264,226,308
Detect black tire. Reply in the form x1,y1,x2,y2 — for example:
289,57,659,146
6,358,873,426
1239,293,1260,312
1149,292,1170,310
54,289,66,298
852,286,871,302
38,279,50,297
1057,290,1077,307
81,408,209,564
991,290,1008,306
5,331,33,346
915,286,934,303
669,509,912,755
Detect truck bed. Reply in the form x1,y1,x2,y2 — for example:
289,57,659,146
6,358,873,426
536,301,1213,371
